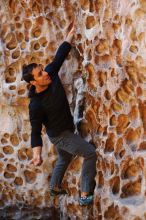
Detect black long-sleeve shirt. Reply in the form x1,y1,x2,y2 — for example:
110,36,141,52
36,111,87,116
29,41,74,148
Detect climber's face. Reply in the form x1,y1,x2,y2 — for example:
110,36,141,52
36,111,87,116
30,64,52,88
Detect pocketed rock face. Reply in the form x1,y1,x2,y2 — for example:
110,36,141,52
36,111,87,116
0,0,146,219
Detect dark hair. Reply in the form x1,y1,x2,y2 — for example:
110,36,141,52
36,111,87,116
22,63,38,83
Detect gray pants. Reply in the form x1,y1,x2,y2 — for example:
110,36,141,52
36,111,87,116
49,130,97,193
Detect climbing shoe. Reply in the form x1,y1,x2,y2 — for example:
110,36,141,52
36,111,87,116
50,188,68,196
79,195,94,206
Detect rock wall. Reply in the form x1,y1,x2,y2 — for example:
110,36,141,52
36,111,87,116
0,0,146,219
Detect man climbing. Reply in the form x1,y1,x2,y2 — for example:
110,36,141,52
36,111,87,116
22,23,97,206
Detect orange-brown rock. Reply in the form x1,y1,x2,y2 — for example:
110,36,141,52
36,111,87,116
3,145,14,154
4,172,15,179
22,133,29,142
0,153,4,158
24,19,32,29
15,194,23,201
69,157,81,172
80,0,89,10
44,191,51,205
31,27,41,38
85,63,97,89
110,115,117,126
121,178,141,198
14,177,23,186
139,0,146,11
12,50,20,59
126,65,138,85
96,39,109,54
138,32,145,42
16,32,24,42
114,138,125,159
3,133,10,139
121,157,144,178
5,76,16,83
130,29,137,41
24,170,37,183
4,50,10,57
18,148,27,161
4,33,15,44
39,37,47,47
9,85,16,90
104,90,111,100
1,138,8,144
98,171,104,188
6,164,17,172
129,45,138,53
104,204,121,220
98,71,107,87
20,42,26,50
116,114,129,134
122,164,140,179
113,39,122,53
10,134,19,146
69,187,78,196
25,148,33,160
31,196,43,206
18,89,25,95
85,107,99,131
86,16,96,29
104,133,115,153
113,23,121,31
0,162,4,173
111,101,122,113
33,42,40,50
122,79,134,94
6,40,17,50
116,89,129,103
138,141,146,151
129,106,139,121
139,101,146,133
125,128,140,144
135,8,145,18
